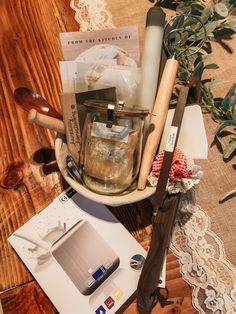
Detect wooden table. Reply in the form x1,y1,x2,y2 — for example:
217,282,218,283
2,1,234,313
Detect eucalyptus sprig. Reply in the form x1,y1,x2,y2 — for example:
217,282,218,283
151,0,236,32
159,0,236,83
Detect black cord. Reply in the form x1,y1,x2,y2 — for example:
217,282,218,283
150,287,174,308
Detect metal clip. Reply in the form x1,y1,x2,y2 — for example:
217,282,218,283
106,103,115,128
117,100,125,109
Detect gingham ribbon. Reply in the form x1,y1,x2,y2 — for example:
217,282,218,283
152,148,192,180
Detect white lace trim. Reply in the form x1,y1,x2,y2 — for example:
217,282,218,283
70,0,114,31
172,191,236,313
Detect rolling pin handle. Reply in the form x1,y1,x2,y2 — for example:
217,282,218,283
28,109,65,134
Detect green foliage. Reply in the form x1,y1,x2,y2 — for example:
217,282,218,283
157,0,236,84
150,0,236,202
200,81,236,203
214,84,236,157
219,188,236,203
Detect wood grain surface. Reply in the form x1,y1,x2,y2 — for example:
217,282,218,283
0,1,195,312
1,1,233,314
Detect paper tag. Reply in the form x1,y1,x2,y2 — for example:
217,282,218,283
92,122,129,143
60,93,81,163
165,126,178,152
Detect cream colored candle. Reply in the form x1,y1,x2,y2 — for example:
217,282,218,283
139,6,165,111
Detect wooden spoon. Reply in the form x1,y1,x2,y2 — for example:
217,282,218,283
13,87,62,120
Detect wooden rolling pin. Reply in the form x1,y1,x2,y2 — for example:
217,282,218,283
28,109,65,133
137,56,178,190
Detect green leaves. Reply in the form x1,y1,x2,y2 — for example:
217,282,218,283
219,188,236,203
158,0,236,85
152,0,236,36
193,59,219,78
209,84,236,201
215,120,236,151
214,85,236,161
223,17,236,31
200,3,212,24
214,3,229,18
221,83,236,119
176,1,205,15
223,137,236,159
150,0,236,202
204,63,220,70
201,79,228,116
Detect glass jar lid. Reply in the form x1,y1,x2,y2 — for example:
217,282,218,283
83,99,149,117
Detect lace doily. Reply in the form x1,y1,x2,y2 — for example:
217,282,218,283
173,191,236,313
70,0,114,31
69,3,236,312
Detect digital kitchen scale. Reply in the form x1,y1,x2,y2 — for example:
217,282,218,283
51,220,120,295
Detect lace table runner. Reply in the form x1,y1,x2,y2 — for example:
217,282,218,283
172,191,236,313
70,0,114,31
69,2,236,313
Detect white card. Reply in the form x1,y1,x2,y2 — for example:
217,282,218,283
160,105,208,159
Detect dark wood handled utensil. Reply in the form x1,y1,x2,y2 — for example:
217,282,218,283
137,86,189,313
13,87,62,120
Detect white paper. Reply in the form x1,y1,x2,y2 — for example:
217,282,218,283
160,105,208,159
59,26,140,64
59,61,141,108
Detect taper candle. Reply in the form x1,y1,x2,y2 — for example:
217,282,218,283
139,6,165,111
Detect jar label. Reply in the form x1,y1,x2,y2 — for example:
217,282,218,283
91,122,129,143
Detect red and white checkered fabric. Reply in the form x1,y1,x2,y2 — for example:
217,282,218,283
152,148,192,180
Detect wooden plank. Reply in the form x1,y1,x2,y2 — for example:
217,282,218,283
0,0,72,290
0,281,57,314
0,252,196,314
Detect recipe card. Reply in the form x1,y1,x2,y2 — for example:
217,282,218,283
60,25,140,66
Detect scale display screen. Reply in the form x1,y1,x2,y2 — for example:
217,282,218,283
92,265,106,280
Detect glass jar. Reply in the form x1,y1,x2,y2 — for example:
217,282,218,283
80,100,148,195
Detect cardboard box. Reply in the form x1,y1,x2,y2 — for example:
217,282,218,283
8,188,166,314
